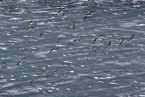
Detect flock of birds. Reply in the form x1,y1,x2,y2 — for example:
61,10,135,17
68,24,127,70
0,0,135,91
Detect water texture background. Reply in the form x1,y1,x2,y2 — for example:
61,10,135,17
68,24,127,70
0,0,145,97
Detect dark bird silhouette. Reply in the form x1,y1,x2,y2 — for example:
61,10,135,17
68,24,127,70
68,21,73,28
17,57,27,65
120,38,126,45
46,70,57,77
84,11,93,20
100,38,105,44
79,36,85,42
118,38,124,41
49,48,55,54
25,20,32,28
128,34,134,41
30,78,37,83
58,13,64,20
67,40,76,46
87,50,96,60
94,34,104,42
27,25,34,31
73,22,81,29
102,41,111,52
38,32,43,40
55,9,61,15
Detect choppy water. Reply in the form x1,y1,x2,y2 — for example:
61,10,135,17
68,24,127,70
0,0,145,97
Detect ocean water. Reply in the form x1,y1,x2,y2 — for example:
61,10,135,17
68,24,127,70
0,0,145,97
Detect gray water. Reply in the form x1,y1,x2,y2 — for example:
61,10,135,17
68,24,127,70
0,0,145,97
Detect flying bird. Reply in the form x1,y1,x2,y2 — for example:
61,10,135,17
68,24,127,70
118,38,124,41
30,78,37,83
25,20,32,28
67,40,76,46
128,34,134,41
68,21,73,28
54,9,61,16
58,38,62,43
49,48,55,54
58,13,64,20
27,25,34,31
119,38,126,45
38,33,43,40
102,41,111,52
18,5,21,12
68,69,74,73
42,66,48,73
7,8,10,14
17,57,27,65
100,38,105,44
46,70,57,77
87,50,96,60
79,36,85,42
73,22,81,29
84,11,93,20
94,34,104,42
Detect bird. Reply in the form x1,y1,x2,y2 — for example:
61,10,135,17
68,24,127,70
87,50,96,60
46,70,57,77
18,5,21,12
58,13,64,20
38,32,43,40
52,70,57,77
7,8,10,14
30,78,37,83
68,21,73,28
79,36,85,42
68,69,74,73
100,38,105,44
17,57,27,65
25,20,32,28
119,38,126,45
84,11,93,20
73,22,81,29
42,66,48,73
102,41,111,52
67,40,76,46
94,34,104,42
0,84,4,89
27,25,34,31
49,48,55,54
128,34,134,41
58,38,62,43
118,38,124,41
27,20,32,27
54,9,61,16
